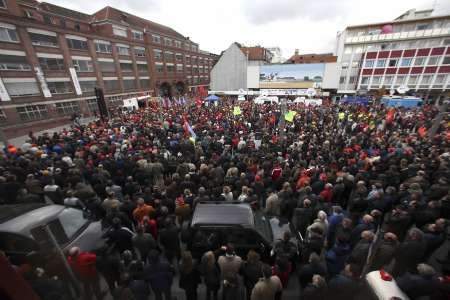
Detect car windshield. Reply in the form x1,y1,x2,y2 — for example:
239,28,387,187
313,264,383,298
254,211,273,243
57,208,88,242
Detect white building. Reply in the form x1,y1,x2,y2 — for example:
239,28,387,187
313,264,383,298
335,8,450,102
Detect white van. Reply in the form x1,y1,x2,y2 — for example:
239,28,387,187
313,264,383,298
254,96,279,105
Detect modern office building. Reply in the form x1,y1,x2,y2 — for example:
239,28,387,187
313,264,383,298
335,8,450,102
0,0,216,139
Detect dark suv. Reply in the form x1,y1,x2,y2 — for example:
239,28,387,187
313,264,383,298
183,202,298,259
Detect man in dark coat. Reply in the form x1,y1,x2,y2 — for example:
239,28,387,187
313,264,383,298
158,218,180,264
292,199,314,238
298,253,327,288
392,228,426,276
370,232,398,272
348,231,374,266
397,263,439,300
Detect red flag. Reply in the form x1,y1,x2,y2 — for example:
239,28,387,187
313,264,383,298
195,97,202,107
418,126,427,138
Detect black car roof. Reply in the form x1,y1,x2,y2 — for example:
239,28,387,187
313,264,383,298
191,203,254,228
0,203,48,224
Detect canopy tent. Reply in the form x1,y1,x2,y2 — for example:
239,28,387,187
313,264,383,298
205,94,219,102
340,96,369,106
380,96,422,108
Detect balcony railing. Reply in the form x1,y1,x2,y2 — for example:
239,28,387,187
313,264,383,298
345,27,450,44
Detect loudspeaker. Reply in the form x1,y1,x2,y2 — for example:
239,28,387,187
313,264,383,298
94,87,108,118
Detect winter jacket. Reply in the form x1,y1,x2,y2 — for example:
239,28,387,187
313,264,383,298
68,252,98,279
250,276,282,300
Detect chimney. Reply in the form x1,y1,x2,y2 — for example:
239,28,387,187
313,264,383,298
295,49,299,55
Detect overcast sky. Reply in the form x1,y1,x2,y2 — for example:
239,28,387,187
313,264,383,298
44,0,450,58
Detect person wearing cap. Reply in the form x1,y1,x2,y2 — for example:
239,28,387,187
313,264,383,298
102,190,121,213
67,247,104,300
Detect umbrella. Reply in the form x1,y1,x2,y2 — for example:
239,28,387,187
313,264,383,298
205,94,219,101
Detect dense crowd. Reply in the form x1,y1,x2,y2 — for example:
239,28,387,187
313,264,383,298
1,97,449,300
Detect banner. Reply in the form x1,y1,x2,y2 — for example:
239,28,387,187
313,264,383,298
69,67,82,95
35,67,51,98
0,77,11,101
233,106,241,116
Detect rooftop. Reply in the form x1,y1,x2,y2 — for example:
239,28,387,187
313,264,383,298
192,203,254,227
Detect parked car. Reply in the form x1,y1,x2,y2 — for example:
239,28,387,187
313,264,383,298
182,202,299,260
0,203,105,265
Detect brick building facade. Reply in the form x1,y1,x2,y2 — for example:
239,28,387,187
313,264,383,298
0,0,217,139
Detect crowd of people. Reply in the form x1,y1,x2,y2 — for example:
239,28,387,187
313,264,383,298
0,97,449,300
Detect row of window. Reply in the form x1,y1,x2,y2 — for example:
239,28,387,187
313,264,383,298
2,77,151,98
347,21,450,38
360,74,448,87
343,38,450,55
364,56,450,68
0,24,214,68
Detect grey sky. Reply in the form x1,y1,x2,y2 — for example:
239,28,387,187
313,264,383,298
44,0,450,58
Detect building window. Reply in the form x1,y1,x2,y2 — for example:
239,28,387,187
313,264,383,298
98,61,115,73
420,75,432,84
55,101,80,116
0,109,6,123
176,65,183,72
134,47,146,57
388,59,397,67
408,75,418,85
434,74,446,84
164,51,174,61
0,24,19,42
443,56,450,65
444,38,450,46
0,0,6,9
123,79,136,90
5,81,40,97
416,24,430,30
400,58,412,67
140,79,150,89
164,38,172,46
152,35,161,43
79,81,97,92
375,59,385,68
38,57,64,71
383,76,393,86
120,62,133,72
414,57,425,66
73,59,93,72
185,56,191,64
156,64,163,73
371,76,381,85
176,54,183,62
43,14,53,25
132,30,143,40
47,81,73,94
116,45,130,56
341,62,349,70
360,76,370,85
166,65,174,73
66,38,88,50
395,76,406,85
154,49,162,60
87,98,99,113
427,56,440,65
0,54,31,71
137,64,148,74
339,76,346,84
95,41,112,53
29,32,58,47
16,105,48,121
104,80,119,91
113,25,127,37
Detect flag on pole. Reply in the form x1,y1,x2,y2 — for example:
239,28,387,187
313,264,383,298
183,117,197,140
233,106,242,116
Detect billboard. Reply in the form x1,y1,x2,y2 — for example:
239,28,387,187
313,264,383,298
259,63,325,89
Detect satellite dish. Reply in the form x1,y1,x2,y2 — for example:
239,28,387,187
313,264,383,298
396,85,409,94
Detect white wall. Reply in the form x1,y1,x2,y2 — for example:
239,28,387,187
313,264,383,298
247,65,260,89
210,43,247,91
322,62,339,89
